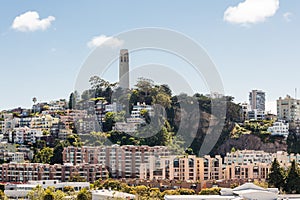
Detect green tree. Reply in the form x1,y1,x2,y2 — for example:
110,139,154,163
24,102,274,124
44,187,54,200
177,188,195,195
284,160,300,194
67,134,82,147
162,190,179,196
76,188,91,200
33,147,53,164
131,185,150,198
199,187,221,195
52,190,66,200
69,173,86,182
268,158,285,190
152,93,171,108
51,142,64,164
0,190,7,200
101,179,122,191
27,185,45,200
63,186,75,193
103,112,116,131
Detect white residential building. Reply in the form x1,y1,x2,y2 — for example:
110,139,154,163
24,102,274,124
267,120,289,137
5,180,89,199
224,150,273,165
10,127,42,144
248,109,265,120
131,102,154,119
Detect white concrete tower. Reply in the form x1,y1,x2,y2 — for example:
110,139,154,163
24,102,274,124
119,49,129,89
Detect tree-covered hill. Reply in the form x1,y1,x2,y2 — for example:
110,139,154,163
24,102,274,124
73,76,244,156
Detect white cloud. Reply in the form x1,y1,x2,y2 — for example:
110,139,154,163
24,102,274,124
12,11,55,32
87,35,124,48
224,0,279,25
283,12,292,22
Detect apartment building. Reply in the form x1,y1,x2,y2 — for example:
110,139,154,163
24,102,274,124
0,152,25,163
75,115,98,134
63,145,170,179
249,90,266,111
198,155,223,181
60,109,88,129
125,102,154,124
224,150,273,165
0,163,108,183
30,114,59,131
140,155,223,182
267,120,289,137
277,95,300,122
9,127,42,144
224,162,270,180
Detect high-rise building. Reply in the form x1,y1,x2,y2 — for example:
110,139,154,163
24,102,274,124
249,90,266,111
277,95,300,122
119,49,129,89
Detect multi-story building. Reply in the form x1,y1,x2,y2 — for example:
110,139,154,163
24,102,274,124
277,95,300,122
267,120,289,137
125,102,154,125
75,115,98,134
248,109,265,120
30,114,59,131
140,155,223,182
63,145,170,179
0,152,25,163
105,102,123,113
60,109,88,129
198,155,223,181
18,117,32,128
114,122,137,133
240,102,250,121
249,90,266,111
130,102,153,119
224,150,273,166
0,163,108,183
0,119,4,134
9,127,42,144
224,162,270,180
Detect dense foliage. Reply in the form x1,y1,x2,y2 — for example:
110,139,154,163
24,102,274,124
74,76,243,156
268,159,300,194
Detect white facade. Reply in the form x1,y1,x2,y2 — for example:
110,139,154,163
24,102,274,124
224,150,273,165
267,120,289,137
248,109,265,120
92,189,136,200
11,127,42,144
4,180,89,199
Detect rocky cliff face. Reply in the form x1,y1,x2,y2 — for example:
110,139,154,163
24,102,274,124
216,134,287,156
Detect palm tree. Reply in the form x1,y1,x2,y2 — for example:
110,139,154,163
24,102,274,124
32,97,37,113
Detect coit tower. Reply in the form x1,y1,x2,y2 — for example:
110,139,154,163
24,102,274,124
119,49,129,89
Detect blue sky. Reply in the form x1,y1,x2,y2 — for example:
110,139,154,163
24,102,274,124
0,0,299,113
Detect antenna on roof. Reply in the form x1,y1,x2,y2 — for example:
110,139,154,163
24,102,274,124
295,88,297,100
